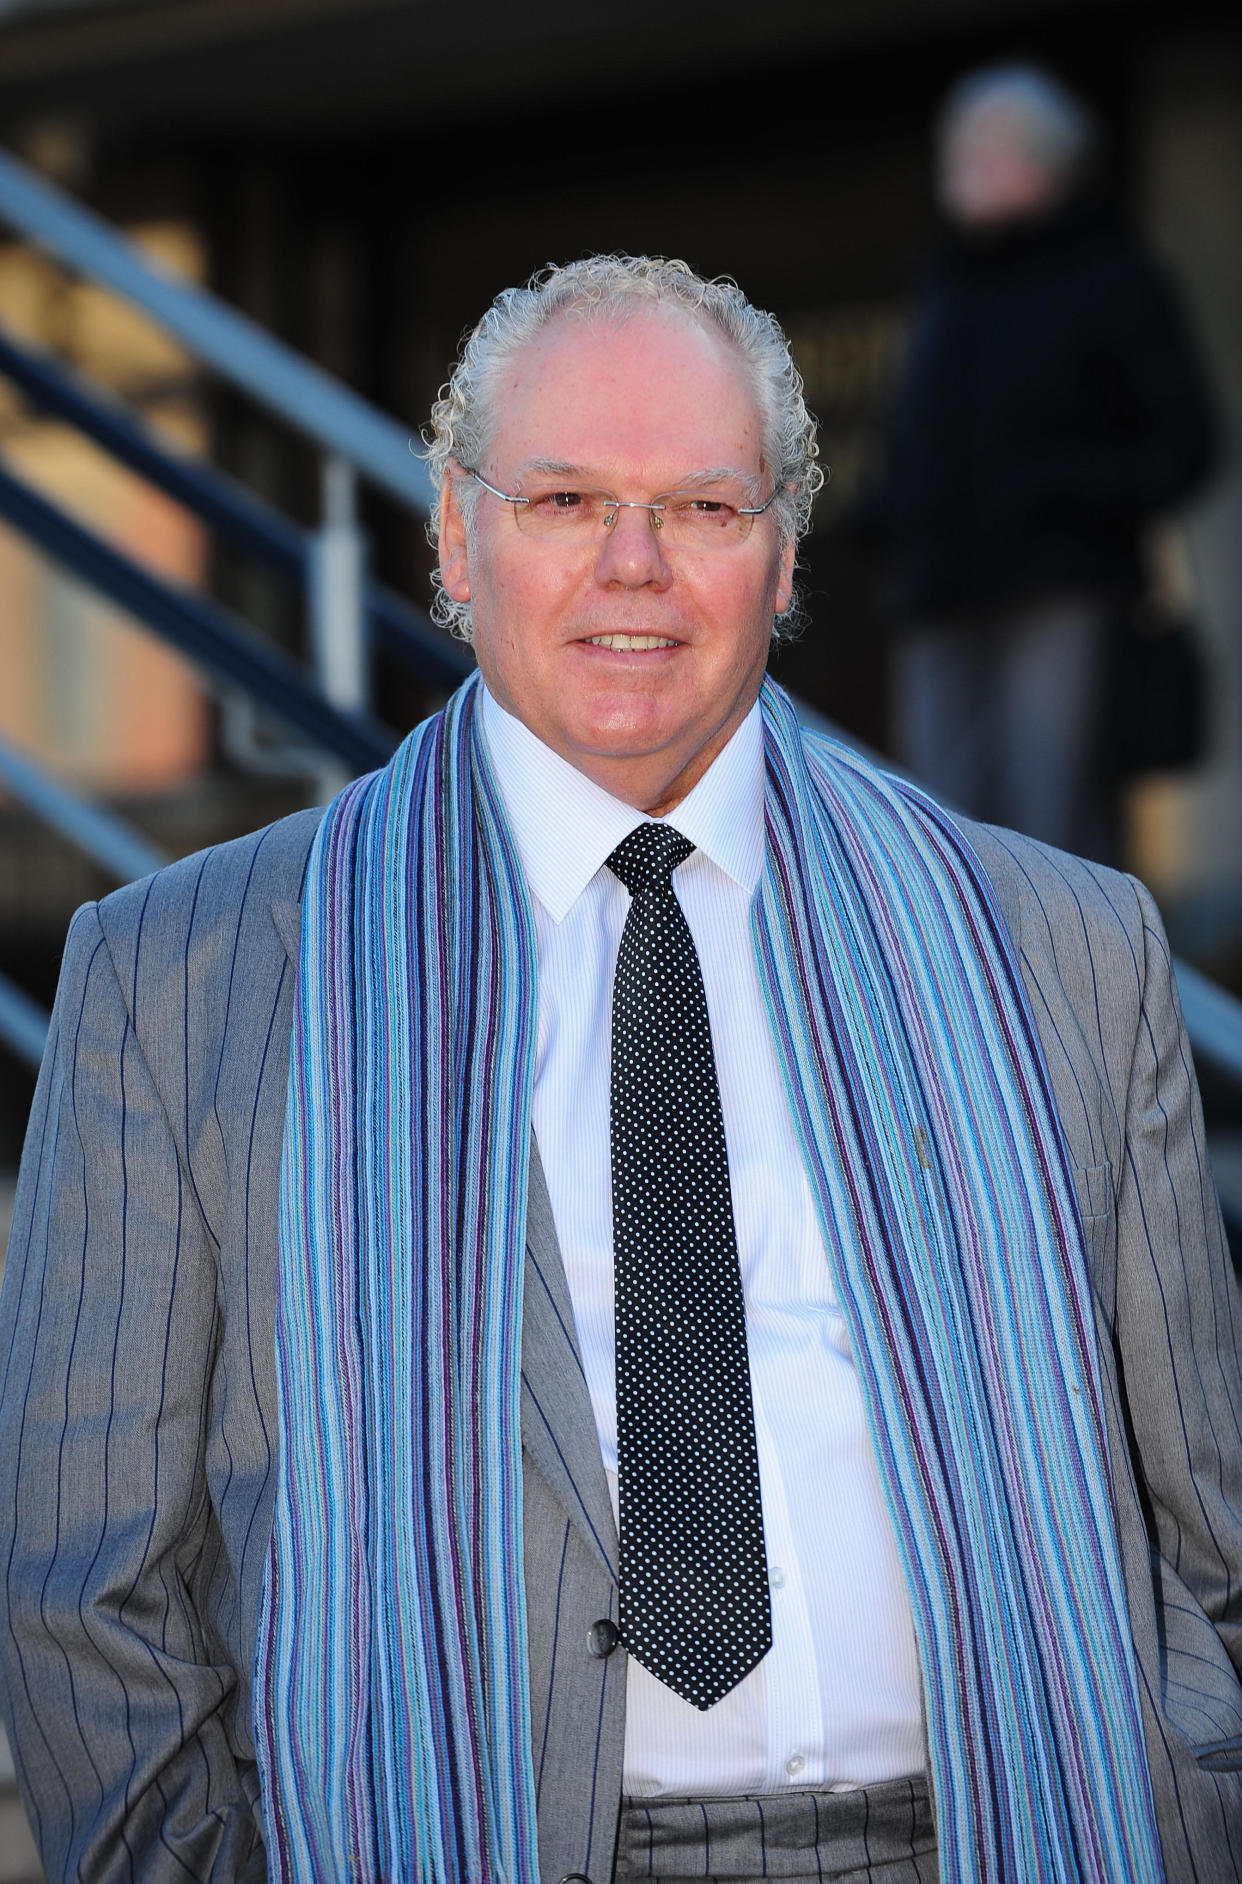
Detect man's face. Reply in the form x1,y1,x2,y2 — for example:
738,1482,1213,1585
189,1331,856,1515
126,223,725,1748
438,308,795,815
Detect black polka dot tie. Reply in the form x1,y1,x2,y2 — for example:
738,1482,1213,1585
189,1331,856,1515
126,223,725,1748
606,822,771,1710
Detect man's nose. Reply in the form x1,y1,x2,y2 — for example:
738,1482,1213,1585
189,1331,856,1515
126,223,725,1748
592,505,673,586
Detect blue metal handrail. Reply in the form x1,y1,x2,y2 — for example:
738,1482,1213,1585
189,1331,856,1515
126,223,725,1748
0,457,397,772
0,319,309,570
0,147,433,513
0,320,473,689
0,736,166,1071
0,733,168,882
1169,962,1242,1088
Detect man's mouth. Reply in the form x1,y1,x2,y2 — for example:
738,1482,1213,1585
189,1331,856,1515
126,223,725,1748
583,634,679,651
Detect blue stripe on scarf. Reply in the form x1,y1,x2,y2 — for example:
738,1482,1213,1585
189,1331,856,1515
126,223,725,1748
257,672,1163,1883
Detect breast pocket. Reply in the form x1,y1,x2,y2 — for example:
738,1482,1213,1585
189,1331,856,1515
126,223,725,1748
1074,1160,1117,1324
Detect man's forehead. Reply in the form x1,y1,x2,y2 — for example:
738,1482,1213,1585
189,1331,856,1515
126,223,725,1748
511,455,756,486
509,301,742,375
486,305,765,472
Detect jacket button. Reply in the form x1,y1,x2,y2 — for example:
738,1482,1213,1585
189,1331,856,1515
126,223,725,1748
560,1875,592,1883
587,1618,619,1658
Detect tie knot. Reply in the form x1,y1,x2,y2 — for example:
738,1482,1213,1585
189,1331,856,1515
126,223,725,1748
606,822,695,896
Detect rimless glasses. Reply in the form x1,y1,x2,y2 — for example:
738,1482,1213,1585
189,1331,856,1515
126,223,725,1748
461,465,783,549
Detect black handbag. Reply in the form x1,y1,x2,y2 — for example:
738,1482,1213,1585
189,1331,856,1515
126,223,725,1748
1111,598,1208,774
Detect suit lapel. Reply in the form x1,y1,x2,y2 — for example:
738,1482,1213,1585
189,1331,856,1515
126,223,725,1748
522,1143,618,1581
270,898,618,1584
270,898,301,965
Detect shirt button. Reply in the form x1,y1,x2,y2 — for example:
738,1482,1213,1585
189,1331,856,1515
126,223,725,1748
769,1565,786,1589
587,1618,619,1658
785,1753,806,1777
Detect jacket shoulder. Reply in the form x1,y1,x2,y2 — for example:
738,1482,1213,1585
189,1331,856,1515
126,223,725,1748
94,806,321,955
959,816,1154,1103
960,816,1145,970
87,804,323,1035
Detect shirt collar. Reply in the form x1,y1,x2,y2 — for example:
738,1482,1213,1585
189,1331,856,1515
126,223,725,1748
479,685,766,922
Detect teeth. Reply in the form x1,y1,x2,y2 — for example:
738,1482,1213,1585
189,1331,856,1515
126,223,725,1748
586,634,677,651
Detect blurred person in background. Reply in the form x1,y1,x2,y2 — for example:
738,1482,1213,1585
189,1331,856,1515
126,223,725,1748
874,62,1216,861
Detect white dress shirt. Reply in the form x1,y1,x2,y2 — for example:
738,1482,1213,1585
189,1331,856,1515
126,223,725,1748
480,686,927,1799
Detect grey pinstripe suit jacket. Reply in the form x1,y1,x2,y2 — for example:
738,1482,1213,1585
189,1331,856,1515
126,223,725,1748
3,797,1242,1883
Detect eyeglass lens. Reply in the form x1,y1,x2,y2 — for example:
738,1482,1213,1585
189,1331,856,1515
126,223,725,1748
513,485,761,547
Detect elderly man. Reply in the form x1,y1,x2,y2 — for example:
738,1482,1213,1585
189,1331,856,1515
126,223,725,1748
1,256,1241,1884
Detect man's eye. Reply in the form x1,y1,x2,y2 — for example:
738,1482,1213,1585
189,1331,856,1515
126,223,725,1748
515,488,607,537
530,489,587,512
668,495,741,527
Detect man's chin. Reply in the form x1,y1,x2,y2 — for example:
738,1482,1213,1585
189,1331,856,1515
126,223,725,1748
567,704,686,767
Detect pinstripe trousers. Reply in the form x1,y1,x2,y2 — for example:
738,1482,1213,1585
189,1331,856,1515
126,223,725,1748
614,1779,938,1882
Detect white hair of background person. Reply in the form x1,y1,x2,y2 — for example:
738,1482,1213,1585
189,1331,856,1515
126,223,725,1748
421,254,825,645
937,63,1100,195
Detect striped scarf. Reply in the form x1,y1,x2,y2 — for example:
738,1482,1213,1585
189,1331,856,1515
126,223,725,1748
256,673,1164,1883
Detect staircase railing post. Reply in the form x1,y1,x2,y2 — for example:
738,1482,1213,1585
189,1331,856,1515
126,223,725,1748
309,452,367,799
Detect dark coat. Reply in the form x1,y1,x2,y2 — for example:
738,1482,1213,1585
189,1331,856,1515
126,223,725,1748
878,201,1217,617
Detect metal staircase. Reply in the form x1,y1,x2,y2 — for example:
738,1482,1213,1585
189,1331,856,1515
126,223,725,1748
1,142,1241,1233
0,141,473,1070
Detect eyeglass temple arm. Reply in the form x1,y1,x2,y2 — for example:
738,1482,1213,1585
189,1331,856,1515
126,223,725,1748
737,488,784,517
461,465,530,507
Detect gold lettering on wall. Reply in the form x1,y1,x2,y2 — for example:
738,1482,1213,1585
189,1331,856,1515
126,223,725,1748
786,302,906,512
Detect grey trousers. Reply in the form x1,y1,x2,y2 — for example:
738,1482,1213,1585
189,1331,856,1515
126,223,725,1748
614,1777,938,1883
890,591,1115,864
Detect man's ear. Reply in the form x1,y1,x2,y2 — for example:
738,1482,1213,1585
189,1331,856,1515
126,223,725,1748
438,472,471,603
774,534,796,618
